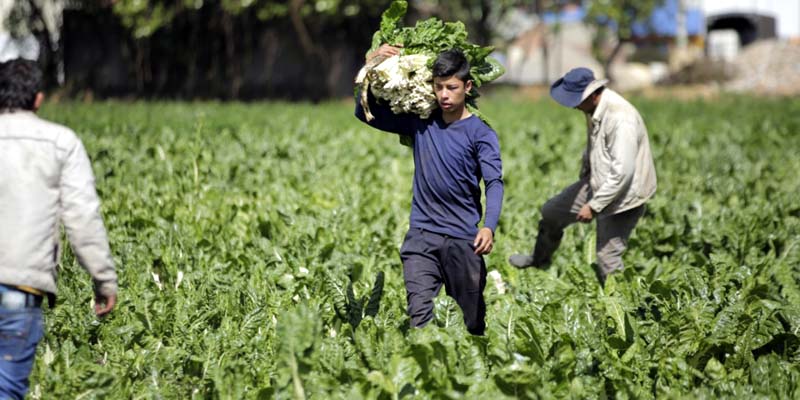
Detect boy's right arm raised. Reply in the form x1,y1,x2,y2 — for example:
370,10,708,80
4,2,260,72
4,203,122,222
354,44,415,136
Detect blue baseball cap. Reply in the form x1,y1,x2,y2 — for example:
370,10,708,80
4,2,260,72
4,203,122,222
550,67,607,108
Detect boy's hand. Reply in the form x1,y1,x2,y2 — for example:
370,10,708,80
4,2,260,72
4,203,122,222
473,227,494,255
366,44,403,62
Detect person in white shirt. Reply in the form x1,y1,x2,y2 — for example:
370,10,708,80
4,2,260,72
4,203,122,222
0,58,117,399
509,67,657,285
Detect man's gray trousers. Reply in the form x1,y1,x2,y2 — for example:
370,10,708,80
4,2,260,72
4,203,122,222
510,180,644,281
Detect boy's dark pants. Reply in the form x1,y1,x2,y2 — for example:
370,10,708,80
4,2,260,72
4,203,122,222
399,228,487,335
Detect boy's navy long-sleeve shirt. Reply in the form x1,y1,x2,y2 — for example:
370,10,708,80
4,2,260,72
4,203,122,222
355,91,503,240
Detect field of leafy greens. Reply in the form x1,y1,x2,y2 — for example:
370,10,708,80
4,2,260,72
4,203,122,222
28,93,800,399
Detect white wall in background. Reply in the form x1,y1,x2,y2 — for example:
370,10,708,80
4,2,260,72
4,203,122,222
703,0,800,38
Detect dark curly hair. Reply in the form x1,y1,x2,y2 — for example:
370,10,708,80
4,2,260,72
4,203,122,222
0,58,42,111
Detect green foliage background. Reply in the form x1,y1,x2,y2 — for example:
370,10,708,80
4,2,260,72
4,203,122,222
28,93,800,399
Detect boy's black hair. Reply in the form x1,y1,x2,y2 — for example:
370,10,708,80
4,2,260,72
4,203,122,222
432,49,471,82
0,58,42,111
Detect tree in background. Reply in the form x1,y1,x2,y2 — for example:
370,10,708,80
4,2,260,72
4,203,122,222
3,0,534,98
101,0,391,98
585,0,662,83
411,0,521,46
68,0,519,98
3,0,63,85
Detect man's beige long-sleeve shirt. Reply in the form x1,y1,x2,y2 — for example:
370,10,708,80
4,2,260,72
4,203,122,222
0,110,117,297
582,89,657,215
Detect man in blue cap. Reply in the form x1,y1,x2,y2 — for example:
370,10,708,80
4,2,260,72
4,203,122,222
509,67,656,284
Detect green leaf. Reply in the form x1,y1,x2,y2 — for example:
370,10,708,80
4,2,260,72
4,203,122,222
379,0,407,44
704,357,727,381
364,271,385,317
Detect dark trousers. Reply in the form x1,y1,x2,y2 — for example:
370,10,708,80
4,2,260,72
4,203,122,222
399,228,487,335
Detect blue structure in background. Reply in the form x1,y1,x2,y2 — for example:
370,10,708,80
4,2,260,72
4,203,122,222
541,6,586,25
632,0,705,37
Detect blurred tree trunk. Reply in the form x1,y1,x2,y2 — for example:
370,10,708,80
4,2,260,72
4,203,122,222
222,11,241,98
534,0,549,85
604,40,625,82
185,9,200,97
288,0,328,100
474,0,492,45
133,38,151,92
10,0,61,88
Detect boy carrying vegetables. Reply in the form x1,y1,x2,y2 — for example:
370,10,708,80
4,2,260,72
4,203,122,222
355,45,503,336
